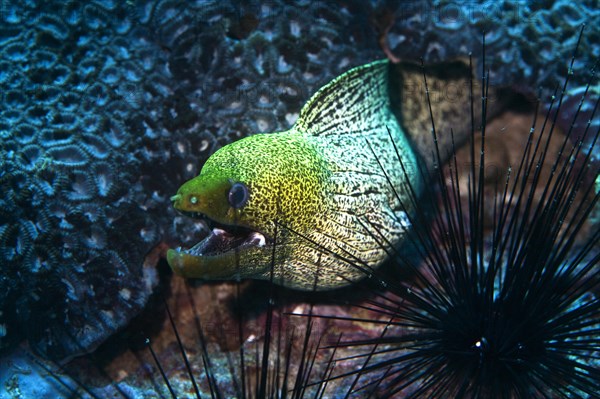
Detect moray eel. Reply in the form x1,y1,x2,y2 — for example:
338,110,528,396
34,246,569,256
167,59,495,290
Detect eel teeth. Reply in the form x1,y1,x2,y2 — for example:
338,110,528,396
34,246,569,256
249,232,266,247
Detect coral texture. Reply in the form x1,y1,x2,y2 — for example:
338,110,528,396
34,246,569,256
0,0,597,367
380,0,599,91
0,0,379,360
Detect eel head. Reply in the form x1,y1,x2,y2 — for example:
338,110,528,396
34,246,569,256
167,131,330,284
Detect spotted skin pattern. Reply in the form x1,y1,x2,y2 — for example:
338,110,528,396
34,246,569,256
168,60,420,290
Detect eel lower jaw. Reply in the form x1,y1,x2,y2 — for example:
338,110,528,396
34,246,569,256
167,222,273,279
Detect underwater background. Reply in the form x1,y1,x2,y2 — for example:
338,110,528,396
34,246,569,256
0,0,598,398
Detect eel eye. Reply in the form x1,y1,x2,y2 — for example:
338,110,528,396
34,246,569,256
228,182,249,209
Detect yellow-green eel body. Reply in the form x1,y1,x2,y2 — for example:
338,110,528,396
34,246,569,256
168,60,420,290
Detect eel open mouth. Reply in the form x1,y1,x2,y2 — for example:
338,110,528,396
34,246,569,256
167,212,272,279
181,225,267,257
175,212,270,257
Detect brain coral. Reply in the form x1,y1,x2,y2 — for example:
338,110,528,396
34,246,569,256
0,0,379,360
0,0,597,363
380,0,599,92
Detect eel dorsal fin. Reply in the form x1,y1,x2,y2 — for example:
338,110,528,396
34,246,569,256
294,60,392,137
293,58,508,168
